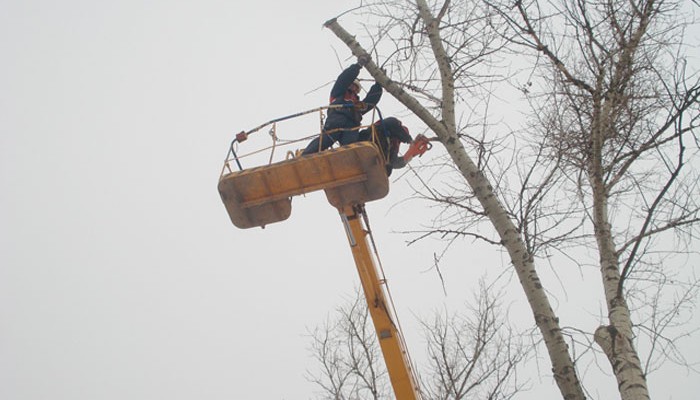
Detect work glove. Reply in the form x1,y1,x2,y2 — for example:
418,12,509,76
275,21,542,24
352,101,366,111
357,54,371,67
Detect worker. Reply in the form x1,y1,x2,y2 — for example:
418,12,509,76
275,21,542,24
302,54,383,155
359,117,431,176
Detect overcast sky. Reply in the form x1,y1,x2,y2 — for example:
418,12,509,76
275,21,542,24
2,1,698,399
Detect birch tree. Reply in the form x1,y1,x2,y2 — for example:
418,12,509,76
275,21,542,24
320,0,699,399
483,1,700,398
323,5,586,400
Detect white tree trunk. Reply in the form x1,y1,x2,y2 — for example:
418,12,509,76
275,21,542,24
590,99,650,400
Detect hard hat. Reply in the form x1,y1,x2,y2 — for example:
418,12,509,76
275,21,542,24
351,79,362,93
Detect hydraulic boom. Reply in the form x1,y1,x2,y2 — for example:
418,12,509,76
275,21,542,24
340,204,422,400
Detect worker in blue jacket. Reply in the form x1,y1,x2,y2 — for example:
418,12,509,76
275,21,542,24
359,117,432,176
302,55,383,155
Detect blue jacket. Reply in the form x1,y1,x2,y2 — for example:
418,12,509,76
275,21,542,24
324,64,383,131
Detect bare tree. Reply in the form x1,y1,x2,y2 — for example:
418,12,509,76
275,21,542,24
308,284,528,400
306,291,389,400
323,1,587,398
318,0,700,399
421,281,529,400
483,0,700,398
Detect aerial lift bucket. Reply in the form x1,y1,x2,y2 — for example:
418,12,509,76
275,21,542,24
218,142,389,229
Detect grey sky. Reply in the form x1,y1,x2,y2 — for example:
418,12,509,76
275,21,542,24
2,1,698,399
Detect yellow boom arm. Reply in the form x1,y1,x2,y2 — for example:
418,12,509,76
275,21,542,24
340,205,422,400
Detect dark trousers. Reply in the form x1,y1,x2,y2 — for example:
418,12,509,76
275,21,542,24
301,129,359,155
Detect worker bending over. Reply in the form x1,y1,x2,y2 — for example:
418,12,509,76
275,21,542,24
359,117,431,176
